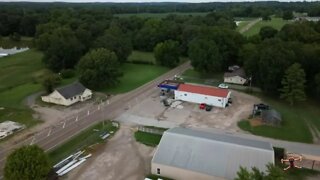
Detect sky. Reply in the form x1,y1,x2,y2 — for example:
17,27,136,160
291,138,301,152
0,0,318,3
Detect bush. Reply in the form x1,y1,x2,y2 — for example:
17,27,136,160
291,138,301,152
60,69,75,79
9,32,21,42
274,147,285,161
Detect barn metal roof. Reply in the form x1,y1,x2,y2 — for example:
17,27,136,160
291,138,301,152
152,127,274,179
178,84,229,98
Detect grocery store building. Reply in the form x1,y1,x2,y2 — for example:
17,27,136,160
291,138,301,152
174,84,231,108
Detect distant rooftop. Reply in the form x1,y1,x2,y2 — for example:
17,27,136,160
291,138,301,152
56,82,87,99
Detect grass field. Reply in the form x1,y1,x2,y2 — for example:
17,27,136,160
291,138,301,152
48,121,118,165
0,36,33,48
181,69,223,86
102,63,169,94
243,17,290,36
115,12,208,18
134,131,162,147
128,51,155,64
238,95,319,143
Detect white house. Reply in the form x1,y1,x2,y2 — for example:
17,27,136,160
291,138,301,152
41,82,92,106
224,68,247,85
152,127,274,180
174,84,231,108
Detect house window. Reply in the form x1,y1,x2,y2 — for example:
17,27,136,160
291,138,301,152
218,99,221,102
184,94,187,96
157,168,160,175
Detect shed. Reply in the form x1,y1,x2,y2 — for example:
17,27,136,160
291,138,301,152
174,84,231,108
224,68,247,85
41,82,92,106
261,109,282,126
151,127,274,180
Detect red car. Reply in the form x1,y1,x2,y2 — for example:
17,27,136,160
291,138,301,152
199,103,206,110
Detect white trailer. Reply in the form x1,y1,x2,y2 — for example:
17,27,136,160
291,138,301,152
174,84,231,108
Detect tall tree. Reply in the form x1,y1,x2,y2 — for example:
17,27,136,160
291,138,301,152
77,48,122,89
4,145,51,180
93,25,132,63
42,73,61,93
282,11,294,20
39,27,85,71
280,63,306,105
154,40,180,67
259,26,278,40
188,38,222,73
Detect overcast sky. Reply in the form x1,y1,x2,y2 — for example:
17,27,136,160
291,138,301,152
0,0,318,3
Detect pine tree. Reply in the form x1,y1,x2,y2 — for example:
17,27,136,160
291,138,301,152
280,63,306,105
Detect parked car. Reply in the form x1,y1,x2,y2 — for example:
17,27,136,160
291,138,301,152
205,105,213,111
218,83,228,89
199,103,206,109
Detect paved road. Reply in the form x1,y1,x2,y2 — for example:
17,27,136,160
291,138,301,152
0,61,191,176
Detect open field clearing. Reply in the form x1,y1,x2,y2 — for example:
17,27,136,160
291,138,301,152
243,17,290,36
128,51,155,64
102,63,169,94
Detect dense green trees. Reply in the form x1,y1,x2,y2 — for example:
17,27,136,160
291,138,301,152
38,27,84,71
4,145,51,180
282,11,293,20
235,164,285,180
77,48,122,89
188,39,222,73
93,26,132,63
42,73,61,93
259,26,278,40
280,63,306,105
154,40,180,67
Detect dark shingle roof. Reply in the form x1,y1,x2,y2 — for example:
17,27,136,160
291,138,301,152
56,82,87,99
224,68,246,78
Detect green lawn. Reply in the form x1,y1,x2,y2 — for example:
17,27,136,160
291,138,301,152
181,69,223,86
102,63,169,94
48,121,119,165
0,36,33,48
115,12,208,18
0,50,45,127
238,96,319,143
243,17,290,36
128,51,155,64
134,131,162,147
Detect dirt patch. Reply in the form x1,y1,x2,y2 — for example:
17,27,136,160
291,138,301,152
67,125,155,180
249,118,263,127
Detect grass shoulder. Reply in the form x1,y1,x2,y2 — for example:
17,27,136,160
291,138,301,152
48,120,119,165
134,131,162,147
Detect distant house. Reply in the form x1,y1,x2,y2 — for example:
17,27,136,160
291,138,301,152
261,109,282,126
224,68,247,85
151,127,274,180
41,82,92,106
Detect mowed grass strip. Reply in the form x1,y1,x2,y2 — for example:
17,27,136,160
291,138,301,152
243,17,290,36
102,63,169,94
48,121,118,165
238,96,316,143
134,131,162,147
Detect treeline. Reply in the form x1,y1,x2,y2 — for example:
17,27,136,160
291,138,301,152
240,21,320,102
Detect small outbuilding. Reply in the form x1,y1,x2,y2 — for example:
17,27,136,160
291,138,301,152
261,109,282,126
224,68,247,85
151,127,274,180
41,82,92,106
174,84,231,108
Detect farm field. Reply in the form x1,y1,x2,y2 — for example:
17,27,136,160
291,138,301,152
238,96,319,143
243,17,290,36
102,63,169,94
181,69,223,86
115,12,208,18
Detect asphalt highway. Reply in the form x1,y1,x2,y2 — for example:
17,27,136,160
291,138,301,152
0,61,191,176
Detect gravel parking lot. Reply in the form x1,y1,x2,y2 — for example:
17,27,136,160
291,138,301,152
121,89,261,132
